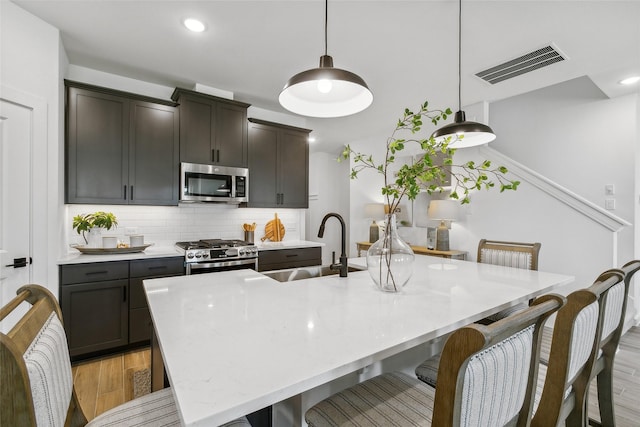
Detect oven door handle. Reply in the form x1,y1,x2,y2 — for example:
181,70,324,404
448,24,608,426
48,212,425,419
188,258,258,271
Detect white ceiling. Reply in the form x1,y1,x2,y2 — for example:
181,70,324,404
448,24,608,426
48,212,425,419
12,0,640,153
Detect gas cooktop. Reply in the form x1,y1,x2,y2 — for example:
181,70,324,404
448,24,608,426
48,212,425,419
175,239,254,250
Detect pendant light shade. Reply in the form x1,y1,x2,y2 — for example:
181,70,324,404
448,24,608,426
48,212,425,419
279,1,373,118
431,110,496,148
431,0,496,148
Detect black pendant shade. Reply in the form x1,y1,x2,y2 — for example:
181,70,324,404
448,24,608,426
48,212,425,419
431,110,496,148
278,1,373,118
431,0,496,147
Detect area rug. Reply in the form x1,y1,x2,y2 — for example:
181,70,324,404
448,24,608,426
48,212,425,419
132,368,151,399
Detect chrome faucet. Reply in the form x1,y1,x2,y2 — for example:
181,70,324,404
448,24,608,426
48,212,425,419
318,212,348,277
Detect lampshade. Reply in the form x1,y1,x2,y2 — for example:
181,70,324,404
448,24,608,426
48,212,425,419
430,0,496,148
278,0,373,118
427,200,459,221
364,203,385,218
431,111,496,148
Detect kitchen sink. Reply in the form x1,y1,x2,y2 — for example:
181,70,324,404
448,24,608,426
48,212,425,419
261,264,366,282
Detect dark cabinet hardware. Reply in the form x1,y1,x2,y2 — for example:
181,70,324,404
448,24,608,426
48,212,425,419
123,286,127,302
130,185,134,200
85,270,109,276
5,257,30,268
124,185,127,200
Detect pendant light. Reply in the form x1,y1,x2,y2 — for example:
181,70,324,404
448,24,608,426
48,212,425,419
279,0,373,118
431,0,496,148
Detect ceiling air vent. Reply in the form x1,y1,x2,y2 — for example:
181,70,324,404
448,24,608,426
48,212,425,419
475,45,567,84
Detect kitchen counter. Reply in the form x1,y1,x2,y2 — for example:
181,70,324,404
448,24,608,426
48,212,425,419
255,239,323,251
144,256,573,426
57,244,182,264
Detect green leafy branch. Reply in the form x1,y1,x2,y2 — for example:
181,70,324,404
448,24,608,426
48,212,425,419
338,100,520,214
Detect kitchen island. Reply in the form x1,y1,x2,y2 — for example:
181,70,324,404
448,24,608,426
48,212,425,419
144,256,573,426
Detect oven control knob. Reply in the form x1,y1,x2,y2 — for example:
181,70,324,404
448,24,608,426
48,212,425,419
187,253,194,259
195,252,202,259
202,252,209,259
239,249,245,256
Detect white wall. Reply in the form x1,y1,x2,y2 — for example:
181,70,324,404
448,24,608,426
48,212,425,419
307,151,350,265
1,1,64,295
341,76,638,323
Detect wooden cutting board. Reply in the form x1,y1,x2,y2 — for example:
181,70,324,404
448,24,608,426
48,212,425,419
261,213,285,242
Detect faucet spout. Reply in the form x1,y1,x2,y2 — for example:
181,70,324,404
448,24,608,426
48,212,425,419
318,213,348,277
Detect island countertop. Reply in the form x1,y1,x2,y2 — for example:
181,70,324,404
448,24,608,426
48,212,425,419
144,256,573,426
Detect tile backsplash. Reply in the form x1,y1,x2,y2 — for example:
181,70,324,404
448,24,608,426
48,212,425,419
65,204,304,250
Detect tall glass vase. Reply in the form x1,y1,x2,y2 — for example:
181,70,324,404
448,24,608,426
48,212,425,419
366,214,415,292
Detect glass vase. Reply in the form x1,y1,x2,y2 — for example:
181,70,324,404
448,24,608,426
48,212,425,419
366,214,415,292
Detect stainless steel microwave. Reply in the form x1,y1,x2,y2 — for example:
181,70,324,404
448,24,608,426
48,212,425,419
180,162,248,203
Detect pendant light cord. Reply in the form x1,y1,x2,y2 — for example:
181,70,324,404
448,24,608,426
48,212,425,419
458,0,462,111
324,0,329,56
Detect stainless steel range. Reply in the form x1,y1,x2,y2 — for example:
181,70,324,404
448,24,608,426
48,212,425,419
175,239,258,275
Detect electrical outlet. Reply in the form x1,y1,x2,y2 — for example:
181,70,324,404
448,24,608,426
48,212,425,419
605,199,616,210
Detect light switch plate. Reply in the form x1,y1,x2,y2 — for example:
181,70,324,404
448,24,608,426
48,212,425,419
605,199,616,210
605,184,615,195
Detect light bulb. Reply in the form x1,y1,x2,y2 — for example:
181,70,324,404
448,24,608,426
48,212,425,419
317,79,332,93
184,18,205,33
619,76,640,85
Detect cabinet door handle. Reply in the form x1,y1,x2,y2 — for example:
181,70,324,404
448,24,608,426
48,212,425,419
124,185,127,200
148,266,167,271
216,149,220,163
130,185,134,200
285,254,299,258
85,270,109,276
280,193,284,205
123,286,127,302
211,149,216,162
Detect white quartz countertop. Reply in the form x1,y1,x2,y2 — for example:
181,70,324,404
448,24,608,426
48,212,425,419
144,256,573,426
57,245,182,264
255,240,323,250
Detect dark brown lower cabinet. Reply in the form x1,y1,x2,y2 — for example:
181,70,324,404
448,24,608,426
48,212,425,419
59,257,184,361
258,247,321,272
60,278,129,359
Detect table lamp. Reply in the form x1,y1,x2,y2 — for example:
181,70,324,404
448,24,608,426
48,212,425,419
364,203,385,243
427,200,459,251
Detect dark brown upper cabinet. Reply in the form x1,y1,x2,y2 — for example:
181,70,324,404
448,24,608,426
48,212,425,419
247,119,310,209
65,80,180,205
171,88,250,167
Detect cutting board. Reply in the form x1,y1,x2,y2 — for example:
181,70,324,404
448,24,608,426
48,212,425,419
261,213,285,242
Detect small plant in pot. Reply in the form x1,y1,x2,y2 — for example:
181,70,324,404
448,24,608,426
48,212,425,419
72,211,118,245
340,101,520,292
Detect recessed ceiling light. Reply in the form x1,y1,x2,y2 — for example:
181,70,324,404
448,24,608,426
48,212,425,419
184,18,205,33
619,76,640,85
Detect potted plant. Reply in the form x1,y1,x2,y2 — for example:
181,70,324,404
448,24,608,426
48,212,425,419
340,101,519,292
73,211,118,245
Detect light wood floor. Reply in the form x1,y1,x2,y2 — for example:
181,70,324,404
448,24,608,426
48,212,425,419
73,328,640,424
71,347,150,421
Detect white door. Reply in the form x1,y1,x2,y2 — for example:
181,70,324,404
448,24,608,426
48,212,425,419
0,98,32,332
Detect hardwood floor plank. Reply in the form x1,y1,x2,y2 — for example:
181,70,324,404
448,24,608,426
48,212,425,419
98,354,124,395
72,361,100,420
95,388,125,416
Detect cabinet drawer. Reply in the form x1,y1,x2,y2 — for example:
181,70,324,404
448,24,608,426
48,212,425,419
60,261,129,285
258,247,321,271
130,257,184,278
